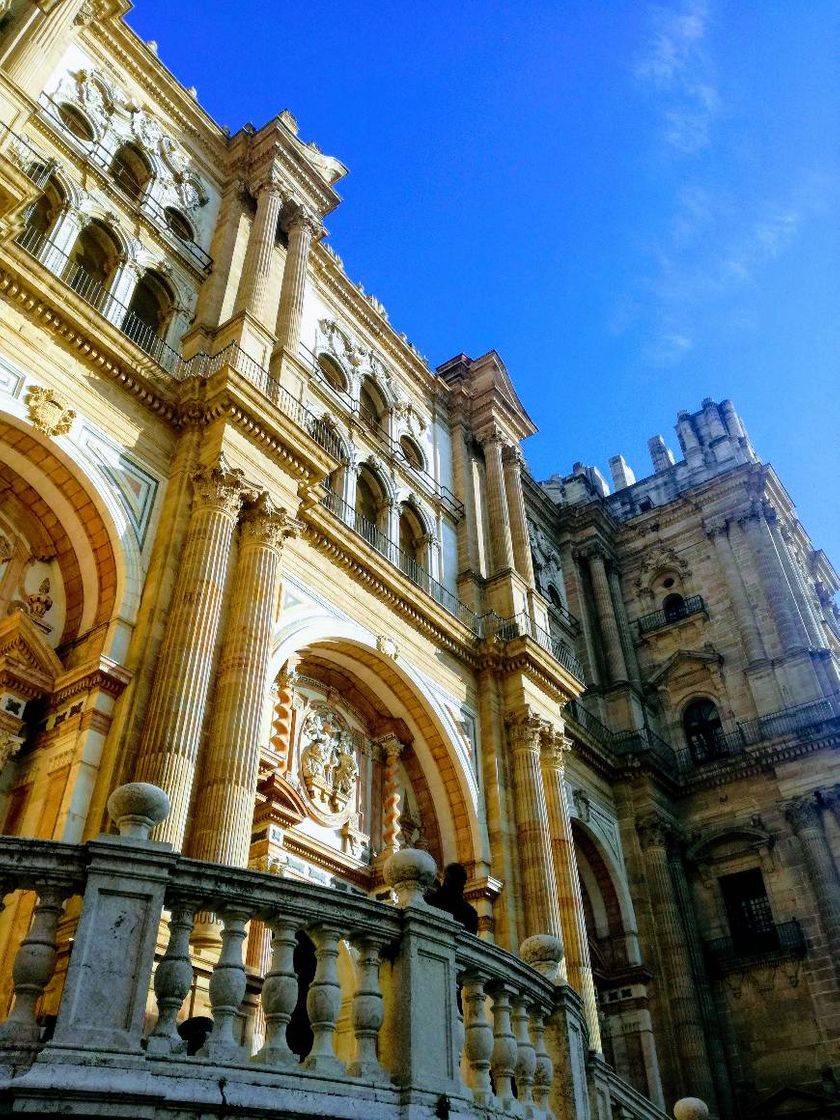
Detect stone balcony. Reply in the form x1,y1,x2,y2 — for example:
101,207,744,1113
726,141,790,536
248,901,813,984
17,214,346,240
0,783,669,1120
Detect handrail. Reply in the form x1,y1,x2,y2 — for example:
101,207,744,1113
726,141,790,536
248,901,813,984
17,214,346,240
319,488,479,630
0,123,56,188
738,697,834,744
37,95,212,274
637,594,706,635
704,919,806,973
482,611,586,684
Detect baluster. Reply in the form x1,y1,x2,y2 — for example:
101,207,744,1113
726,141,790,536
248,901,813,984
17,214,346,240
200,907,249,1061
462,970,494,1104
0,884,66,1046
490,981,517,1108
531,1008,554,1117
347,933,387,1079
255,917,298,1068
147,903,195,1055
303,923,345,1075
512,995,536,1116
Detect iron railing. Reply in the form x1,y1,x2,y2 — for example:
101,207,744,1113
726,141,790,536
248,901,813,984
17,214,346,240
37,95,212,273
612,726,679,771
319,489,479,631
0,123,56,188
564,699,616,751
548,600,581,638
739,698,834,745
481,611,586,684
301,342,465,519
704,919,806,974
637,594,706,635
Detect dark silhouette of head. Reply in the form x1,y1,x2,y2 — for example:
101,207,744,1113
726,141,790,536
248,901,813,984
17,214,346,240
443,862,468,891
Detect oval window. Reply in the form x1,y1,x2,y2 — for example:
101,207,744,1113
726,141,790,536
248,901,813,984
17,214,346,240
58,103,95,142
165,206,194,242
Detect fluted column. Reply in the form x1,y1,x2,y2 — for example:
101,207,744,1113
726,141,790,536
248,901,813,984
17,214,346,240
2,0,87,96
502,445,535,586
705,517,768,664
786,793,840,981
505,710,564,942
585,546,628,684
189,496,291,867
607,565,641,685
773,521,825,648
237,174,285,328
451,418,481,581
741,504,809,655
134,464,245,848
636,813,717,1110
540,731,601,1050
482,430,515,574
275,208,320,356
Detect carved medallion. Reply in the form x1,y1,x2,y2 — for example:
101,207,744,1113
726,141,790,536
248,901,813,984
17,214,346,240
26,386,76,438
298,707,359,824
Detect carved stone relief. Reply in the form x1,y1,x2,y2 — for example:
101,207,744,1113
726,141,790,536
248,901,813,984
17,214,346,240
298,706,360,824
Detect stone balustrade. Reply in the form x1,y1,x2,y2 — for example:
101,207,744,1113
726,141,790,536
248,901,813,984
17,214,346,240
0,786,634,1120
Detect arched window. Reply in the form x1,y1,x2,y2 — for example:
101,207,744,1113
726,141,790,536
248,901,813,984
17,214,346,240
547,585,563,611
399,434,424,471
683,698,724,763
355,465,387,553
164,206,194,243
23,174,65,240
57,103,94,142
663,592,686,622
64,220,120,309
110,142,152,202
123,270,174,350
317,354,348,394
398,503,426,581
359,377,385,430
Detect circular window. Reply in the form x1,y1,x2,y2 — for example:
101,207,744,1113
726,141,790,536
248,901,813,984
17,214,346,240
164,207,194,242
57,103,95,142
662,576,675,589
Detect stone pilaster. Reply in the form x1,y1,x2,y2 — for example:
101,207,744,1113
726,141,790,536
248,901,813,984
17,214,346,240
505,709,564,942
482,430,515,575
740,504,809,655
451,418,481,589
636,813,718,1111
607,565,641,686
133,464,245,849
189,496,292,867
502,445,535,586
540,730,601,1050
275,207,320,357
584,545,628,685
1,0,87,97
236,173,285,329
705,516,768,664
773,520,826,649
786,792,840,982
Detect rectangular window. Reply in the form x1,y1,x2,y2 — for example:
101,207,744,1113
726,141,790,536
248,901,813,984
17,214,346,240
719,868,778,954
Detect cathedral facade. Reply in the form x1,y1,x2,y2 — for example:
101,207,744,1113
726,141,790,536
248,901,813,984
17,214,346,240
0,4,837,1119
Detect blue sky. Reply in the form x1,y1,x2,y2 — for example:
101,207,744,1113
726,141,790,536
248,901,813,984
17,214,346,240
127,1,840,562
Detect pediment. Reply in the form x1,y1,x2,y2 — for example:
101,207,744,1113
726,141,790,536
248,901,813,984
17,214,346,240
0,611,63,696
647,647,723,690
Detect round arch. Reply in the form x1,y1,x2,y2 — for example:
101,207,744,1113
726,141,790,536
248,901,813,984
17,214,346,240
571,816,641,966
270,609,486,870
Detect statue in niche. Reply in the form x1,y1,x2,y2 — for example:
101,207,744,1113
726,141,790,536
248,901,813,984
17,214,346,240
299,707,359,820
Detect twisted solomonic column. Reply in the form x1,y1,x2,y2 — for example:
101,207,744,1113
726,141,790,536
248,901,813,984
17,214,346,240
189,495,294,868
379,735,403,856
134,464,245,849
540,729,601,1050
505,709,564,943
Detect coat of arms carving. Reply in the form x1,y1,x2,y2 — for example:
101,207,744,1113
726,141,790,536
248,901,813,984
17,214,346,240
26,387,76,438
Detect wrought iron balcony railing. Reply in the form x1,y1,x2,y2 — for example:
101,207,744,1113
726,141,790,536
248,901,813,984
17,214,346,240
704,919,806,974
637,594,706,635
0,123,57,188
37,95,212,274
480,612,586,684
739,698,835,744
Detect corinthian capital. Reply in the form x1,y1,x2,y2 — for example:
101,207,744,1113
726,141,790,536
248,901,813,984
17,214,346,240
284,205,323,239
502,443,525,468
635,811,673,851
786,792,822,834
240,494,295,551
0,731,23,772
505,707,546,754
191,464,246,517
540,728,572,771
703,515,730,540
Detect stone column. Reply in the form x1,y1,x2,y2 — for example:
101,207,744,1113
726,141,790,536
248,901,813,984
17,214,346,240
505,709,564,944
133,464,245,849
636,813,718,1110
607,565,641,685
773,521,825,648
585,545,628,684
561,542,600,687
275,207,320,356
189,496,291,867
786,793,840,981
540,731,601,1051
502,445,535,586
270,657,299,772
2,0,87,96
482,430,515,575
705,517,768,664
379,735,402,856
106,259,142,329
741,504,809,655
451,417,481,582
236,174,285,329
